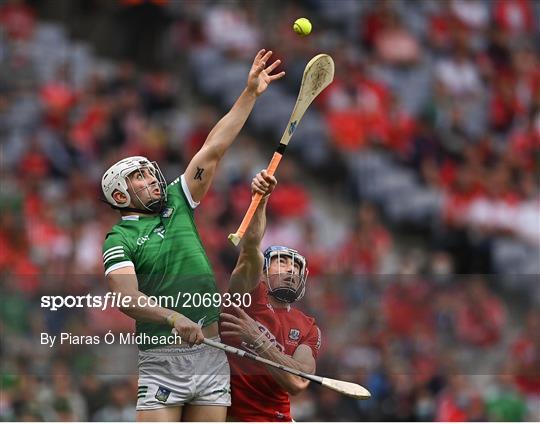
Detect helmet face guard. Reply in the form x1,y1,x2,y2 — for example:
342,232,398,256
263,246,308,304
101,156,167,213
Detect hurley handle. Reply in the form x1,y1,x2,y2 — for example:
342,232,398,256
228,151,283,246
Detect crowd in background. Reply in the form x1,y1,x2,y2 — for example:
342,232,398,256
1,0,539,421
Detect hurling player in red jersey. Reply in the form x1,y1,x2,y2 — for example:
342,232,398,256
220,170,321,422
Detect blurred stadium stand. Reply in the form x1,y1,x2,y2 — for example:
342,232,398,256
0,0,539,421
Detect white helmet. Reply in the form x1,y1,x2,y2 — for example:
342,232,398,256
101,156,167,212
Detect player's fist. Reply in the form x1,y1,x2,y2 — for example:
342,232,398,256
168,313,204,346
252,169,277,198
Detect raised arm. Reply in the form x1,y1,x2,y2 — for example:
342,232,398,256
229,170,277,294
184,50,285,203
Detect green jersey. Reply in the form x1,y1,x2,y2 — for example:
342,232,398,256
102,175,218,350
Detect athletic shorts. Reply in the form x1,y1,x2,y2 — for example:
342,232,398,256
136,337,231,410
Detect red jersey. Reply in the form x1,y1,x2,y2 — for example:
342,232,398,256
221,282,321,422
511,336,540,394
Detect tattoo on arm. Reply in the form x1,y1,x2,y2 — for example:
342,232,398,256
194,167,204,181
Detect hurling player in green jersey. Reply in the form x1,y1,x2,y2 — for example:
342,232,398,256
100,50,284,422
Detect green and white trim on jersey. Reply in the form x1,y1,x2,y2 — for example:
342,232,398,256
103,175,199,276
103,245,133,276
102,174,218,350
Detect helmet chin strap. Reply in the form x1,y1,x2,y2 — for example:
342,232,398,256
111,205,160,214
267,273,302,304
128,182,166,214
102,199,164,214
268,287,298,303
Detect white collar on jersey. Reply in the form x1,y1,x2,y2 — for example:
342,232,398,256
121,216,139,221
266,302,291,312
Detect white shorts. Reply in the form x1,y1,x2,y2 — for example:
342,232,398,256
136,337,231,410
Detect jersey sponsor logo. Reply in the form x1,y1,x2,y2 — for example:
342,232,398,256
288,328,301,341
137,235,150,246
315,327,322,350
155,386,171,402
136,226,166,246
256,321,284,353
154,226,165,239
240,320,285,354
161,207,174,218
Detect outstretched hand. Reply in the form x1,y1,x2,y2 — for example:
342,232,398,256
247,49,285,97
220,306,263,346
